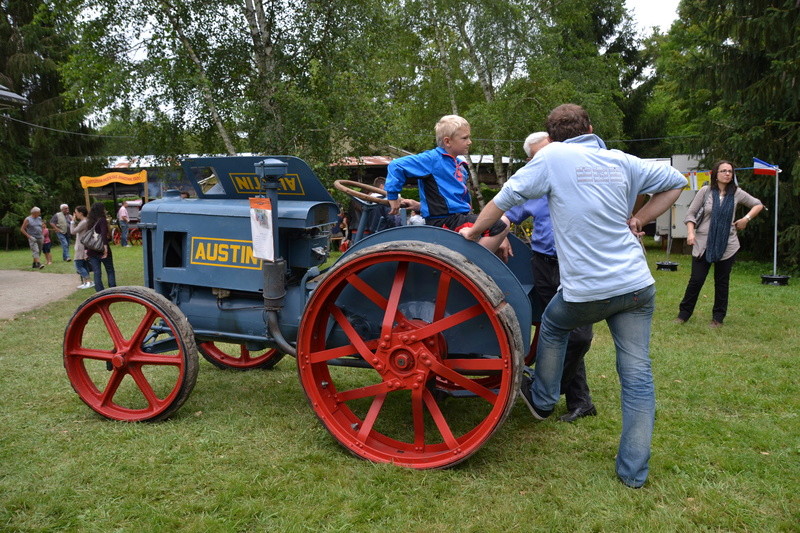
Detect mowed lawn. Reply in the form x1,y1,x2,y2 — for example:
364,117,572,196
0,242,797,531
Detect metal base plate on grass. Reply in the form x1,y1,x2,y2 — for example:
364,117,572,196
656,261,679,271
761,274,790,286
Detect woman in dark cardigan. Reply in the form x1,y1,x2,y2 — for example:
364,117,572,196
86,202,117,292
674,160,763,327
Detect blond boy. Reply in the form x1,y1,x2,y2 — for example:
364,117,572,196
385,115,508,254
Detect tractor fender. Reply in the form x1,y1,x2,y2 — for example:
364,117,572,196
336,225,533,348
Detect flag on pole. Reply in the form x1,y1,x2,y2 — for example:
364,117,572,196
753,157,778,176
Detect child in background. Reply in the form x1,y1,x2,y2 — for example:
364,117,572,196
42,226,54,265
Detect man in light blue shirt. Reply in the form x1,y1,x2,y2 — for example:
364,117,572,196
461,104,686,488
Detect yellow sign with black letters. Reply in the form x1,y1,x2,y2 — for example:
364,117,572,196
229,173,305,196
190,237,261,270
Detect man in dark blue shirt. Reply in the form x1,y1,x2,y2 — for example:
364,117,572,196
504,132,595,423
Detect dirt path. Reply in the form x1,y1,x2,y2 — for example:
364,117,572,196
0,270,85,320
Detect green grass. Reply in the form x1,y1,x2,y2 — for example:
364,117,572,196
1,242,798,531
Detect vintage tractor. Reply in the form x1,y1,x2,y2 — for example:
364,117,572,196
63,156,540,469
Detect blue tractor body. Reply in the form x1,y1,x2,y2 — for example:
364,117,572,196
65,155,541,469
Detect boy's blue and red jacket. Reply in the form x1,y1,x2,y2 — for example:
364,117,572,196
384,147,472,219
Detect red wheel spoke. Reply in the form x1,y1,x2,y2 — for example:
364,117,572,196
307,340,378,364
412,386,425,448
99,370,125,407
97,302,126,350
336,381,391,402
356,393,387,442
412,303,484,340
429,358,498,403
330,304,377,362
345,273,408,323
423,389,459,449
238,345,252,363
381,262,408,339
443,358,505,372
128,365,163,409
130,308,160,347
127,352,183,366
433,272,452,321
68,347,114,362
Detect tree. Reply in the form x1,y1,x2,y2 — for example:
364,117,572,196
660,0,800,270
1,0,99,234
61,0,411,167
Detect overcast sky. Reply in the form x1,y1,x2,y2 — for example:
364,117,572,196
625,0,681,34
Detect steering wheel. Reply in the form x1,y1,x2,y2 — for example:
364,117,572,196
333,180,390,206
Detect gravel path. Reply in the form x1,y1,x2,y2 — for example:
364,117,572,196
0,270,86,320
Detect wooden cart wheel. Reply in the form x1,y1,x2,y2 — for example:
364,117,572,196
333,180,390,205
111,227,121,246
297,241,524,469
63,287,199,422
198,341,284,370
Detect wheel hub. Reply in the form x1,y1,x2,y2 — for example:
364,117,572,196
111,353,127,369
389,349,415,373
376,320,447,384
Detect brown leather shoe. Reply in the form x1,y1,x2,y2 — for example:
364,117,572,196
709,320,723,328
672,317,685,324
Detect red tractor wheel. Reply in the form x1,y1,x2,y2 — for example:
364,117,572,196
111,227,121,246
128,227,142,246
63,287,199,422
198,342,284,370
297,241,524,469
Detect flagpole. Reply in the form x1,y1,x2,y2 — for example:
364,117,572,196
773,169,781,276
756,157,789,285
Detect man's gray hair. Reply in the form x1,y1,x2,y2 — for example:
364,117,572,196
523,131,549,158
60,203,69,209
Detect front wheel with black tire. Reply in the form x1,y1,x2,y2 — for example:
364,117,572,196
63,286,199,422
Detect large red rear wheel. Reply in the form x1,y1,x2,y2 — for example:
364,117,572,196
297,241,524,469
198,342,284,370
63,287,198,422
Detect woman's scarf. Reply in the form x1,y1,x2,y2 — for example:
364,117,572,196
705,188,735,263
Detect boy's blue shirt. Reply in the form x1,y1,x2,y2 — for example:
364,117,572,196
384,147,472,219
494,134,688,302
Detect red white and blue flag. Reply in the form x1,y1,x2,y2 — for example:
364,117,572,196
753,157,778,176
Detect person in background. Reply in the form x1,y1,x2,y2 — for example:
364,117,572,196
366,176,400,230
86,203,116,291
41,225,54,265
20,207,46,269
49,203,72,262
70,205,94,289
460,104,687,488
503,131,596,423
117,200,131,247
407,210,425,225
674,160,763,327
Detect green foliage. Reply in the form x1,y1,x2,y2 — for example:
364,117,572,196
659,0,800,271
1,0,100,231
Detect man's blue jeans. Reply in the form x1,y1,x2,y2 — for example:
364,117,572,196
119,221,129,247
57,232,71,260
530,284,656,488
